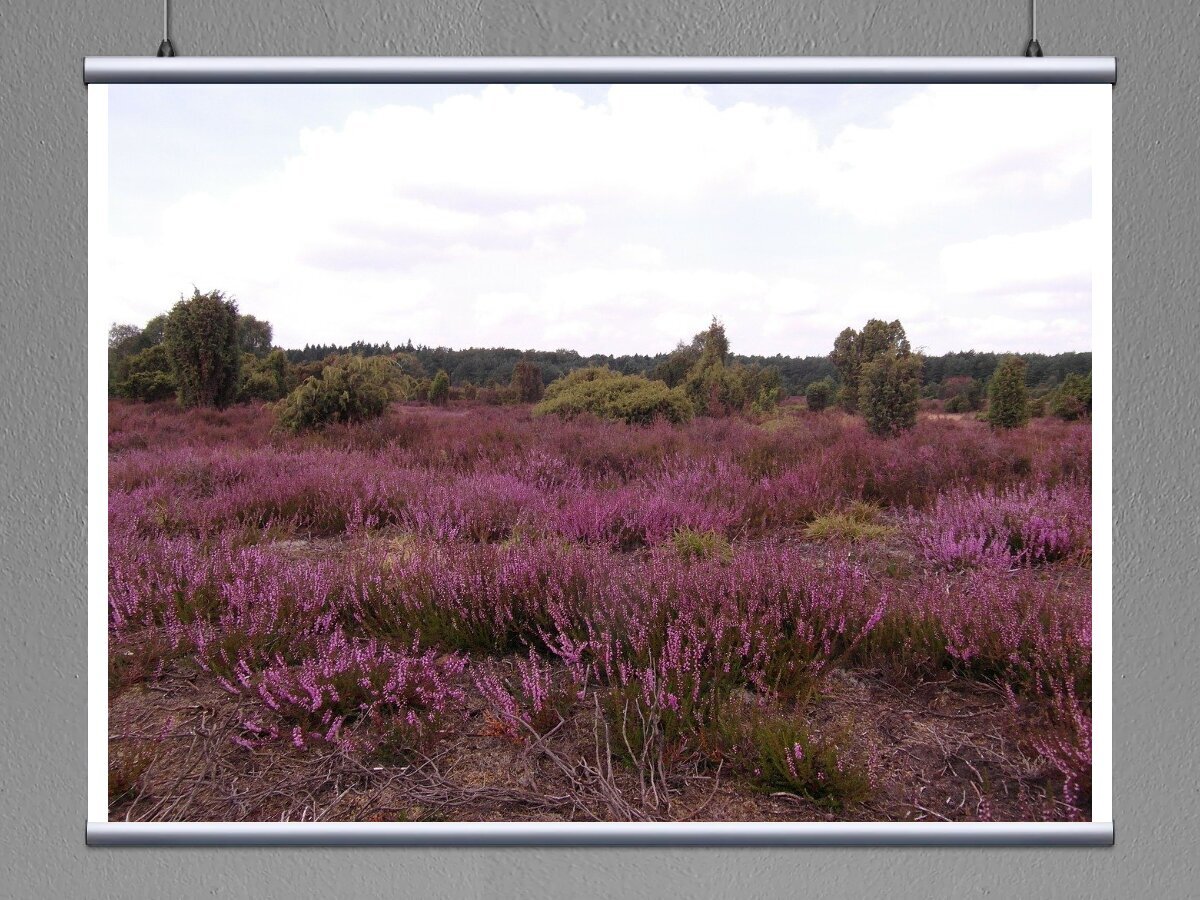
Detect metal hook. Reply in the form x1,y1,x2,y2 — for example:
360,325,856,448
156,0,176,57
1024,0,1043,56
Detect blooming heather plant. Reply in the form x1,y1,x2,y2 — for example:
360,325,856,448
215,629,465,753
910,481,1090,570
742,717,875,809
108,400,1093,816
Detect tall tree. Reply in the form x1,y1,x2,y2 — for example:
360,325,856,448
238,314,274,357
164,289,242,409
986,355,1030,429
428,369,451,406
859,350,922,437
830,319,910,412
511,360,545,403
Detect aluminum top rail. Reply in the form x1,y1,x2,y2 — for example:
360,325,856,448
84,56,1117,85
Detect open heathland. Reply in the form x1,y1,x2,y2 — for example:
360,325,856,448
108,399,1091,823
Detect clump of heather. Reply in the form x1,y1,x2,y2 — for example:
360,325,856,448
861,566,1091,698
740,716,875,809
1030,680,1092,820
216,629,465,753
473,651,581,738
910,481,1090,570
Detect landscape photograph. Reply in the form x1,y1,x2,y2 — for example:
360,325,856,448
102,82,1097,824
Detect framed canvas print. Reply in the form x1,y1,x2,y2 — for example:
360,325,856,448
87,56,1114,845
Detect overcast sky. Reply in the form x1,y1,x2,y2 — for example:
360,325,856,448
106,83,1098,357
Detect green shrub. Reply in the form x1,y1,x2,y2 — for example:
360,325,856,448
238,349,292,402
746,718,872,810
805,378,835,412
944,394,969,414
859,351,922,437
164,289,242,409
428,369,451,406
987,355,1030,429
113,344,176,402
275,355,394,432
534,367,693,425
1050,373,1091,421
511,360,545,403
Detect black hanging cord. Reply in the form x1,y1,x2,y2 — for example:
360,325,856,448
1025,0,1044,56
157,0,176,57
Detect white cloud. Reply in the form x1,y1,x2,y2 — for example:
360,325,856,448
940,220,1092,297
811,86,1092,225
106,83,1097,356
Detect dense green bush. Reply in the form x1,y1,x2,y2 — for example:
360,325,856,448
511,360,545,403
859,351,922,437
238,349,293,403
804,378,835,412
830,319,910,413
1050,373,1092,421
164,289,242,409
987,355,1031,429
676,319,781,417
944,393,970,414
428,370,451,406
534,367,694,425
940,375,984,411
113,344,176,402
275,355,394,432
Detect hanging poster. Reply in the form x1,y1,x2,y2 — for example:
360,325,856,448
87,57,1113,845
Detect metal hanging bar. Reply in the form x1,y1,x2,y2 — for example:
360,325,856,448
84,56,1116,85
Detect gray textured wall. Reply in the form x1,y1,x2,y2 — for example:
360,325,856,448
1,0,1195,896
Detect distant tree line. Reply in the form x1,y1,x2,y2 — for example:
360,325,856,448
282,340,1089,398
108,291,1093,438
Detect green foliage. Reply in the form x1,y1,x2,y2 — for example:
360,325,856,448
275,355,394,432
859,350,922,437
830,319,909,413
237,314,273,357
747,366,782,415
682,319,737,415
534,367,694,425
113,344,176,402
428,369,451,406
987,355,1031,429
511,360,545,403
391,352,426,379
671,528,732,563
108,314,170,397
238,349,292,403
745,718,872,809
164,289,243,409
283,336,1088,400
650,342,699,388
1050,373,1092,421
944,394,970,414
940,375,984,411
684,359,746,417
676,319,781,417
805,378,835,412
